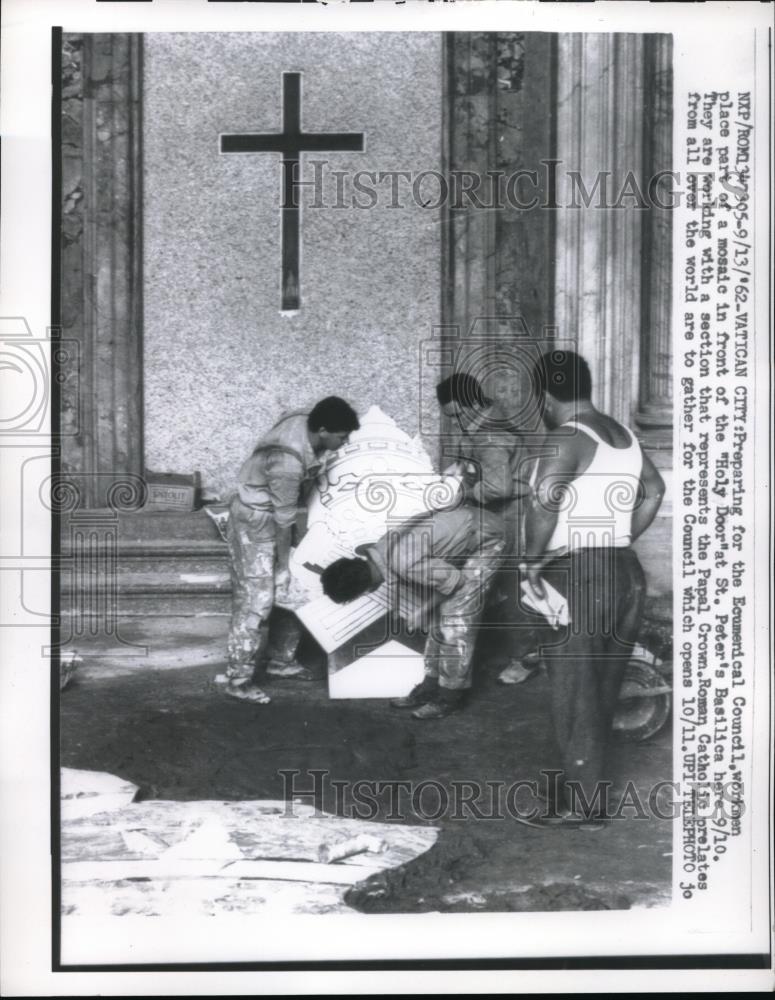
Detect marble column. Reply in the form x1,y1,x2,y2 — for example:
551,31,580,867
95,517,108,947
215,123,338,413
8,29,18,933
553,34,673,606
441,32,554,440
553,33,646,425
636,34,674,443
60,33,144,509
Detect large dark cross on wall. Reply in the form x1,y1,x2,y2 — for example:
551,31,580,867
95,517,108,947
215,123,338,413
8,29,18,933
221,72,365,312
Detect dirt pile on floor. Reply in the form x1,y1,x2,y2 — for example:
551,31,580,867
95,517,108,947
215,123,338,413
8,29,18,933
346,828,631,912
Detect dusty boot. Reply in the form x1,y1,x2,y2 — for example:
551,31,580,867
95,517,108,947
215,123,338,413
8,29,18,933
411,687,466,720
224,677,271,704
497,659,538,685
266,659,316,681
390,676,439,709
533,786,608,830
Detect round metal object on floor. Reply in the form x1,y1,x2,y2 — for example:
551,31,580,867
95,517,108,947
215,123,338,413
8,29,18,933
613,657,672,743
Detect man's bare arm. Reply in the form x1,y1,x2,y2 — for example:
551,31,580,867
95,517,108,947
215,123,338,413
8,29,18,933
630,448,666,541
273,523,294,591
522,434,578,597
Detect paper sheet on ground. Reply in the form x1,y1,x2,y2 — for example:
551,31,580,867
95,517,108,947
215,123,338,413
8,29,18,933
519,578,570,629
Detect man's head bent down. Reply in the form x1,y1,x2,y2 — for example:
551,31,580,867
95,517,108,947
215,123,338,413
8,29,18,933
321,557,373,604
308,396,360,453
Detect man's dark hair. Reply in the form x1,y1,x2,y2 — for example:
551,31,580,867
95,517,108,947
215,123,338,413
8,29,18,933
435,373,488,409
308,396,360,434
533,350,592,403
321,557,373,604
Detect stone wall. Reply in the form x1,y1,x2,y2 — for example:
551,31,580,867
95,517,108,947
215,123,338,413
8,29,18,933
142,32,442,496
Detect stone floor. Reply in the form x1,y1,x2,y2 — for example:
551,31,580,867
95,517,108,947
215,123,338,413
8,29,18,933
62,615,228,680
59,614,674,916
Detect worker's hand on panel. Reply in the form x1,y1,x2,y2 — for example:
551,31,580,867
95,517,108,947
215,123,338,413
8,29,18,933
274,566,291,598
519,561,546,603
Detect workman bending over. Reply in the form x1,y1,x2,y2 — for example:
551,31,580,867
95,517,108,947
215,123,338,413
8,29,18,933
321,505,506,719
225,397,360,703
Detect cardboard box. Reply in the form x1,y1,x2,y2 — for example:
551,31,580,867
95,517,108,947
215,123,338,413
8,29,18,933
142,471,200,512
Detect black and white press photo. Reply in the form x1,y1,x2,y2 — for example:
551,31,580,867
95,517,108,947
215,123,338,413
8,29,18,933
0,0,772,993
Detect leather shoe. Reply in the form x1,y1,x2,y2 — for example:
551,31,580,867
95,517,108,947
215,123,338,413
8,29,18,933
411,689,466,720
497,659,538,685
390,678,438,709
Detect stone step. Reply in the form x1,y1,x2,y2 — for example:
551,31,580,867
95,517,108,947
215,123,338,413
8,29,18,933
60,551,229,582
60,510,231,609
60,539,228,558
60,509,225,544
61,594,231,618
60,569,231,595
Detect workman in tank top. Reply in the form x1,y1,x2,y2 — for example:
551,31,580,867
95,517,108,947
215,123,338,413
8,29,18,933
518,350,665,827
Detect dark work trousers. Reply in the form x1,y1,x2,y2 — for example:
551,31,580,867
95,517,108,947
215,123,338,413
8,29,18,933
540,547,647,814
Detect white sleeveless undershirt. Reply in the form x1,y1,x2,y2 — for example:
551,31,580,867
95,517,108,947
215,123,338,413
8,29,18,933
544,420,644,553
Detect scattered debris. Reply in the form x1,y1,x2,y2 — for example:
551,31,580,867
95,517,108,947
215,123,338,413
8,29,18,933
60,768,437,918
318,833,387,864
60,768,139,820
60,652,81,691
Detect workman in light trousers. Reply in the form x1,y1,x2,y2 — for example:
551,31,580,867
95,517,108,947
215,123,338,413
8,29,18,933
225,396,360,703
321,504,506,719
